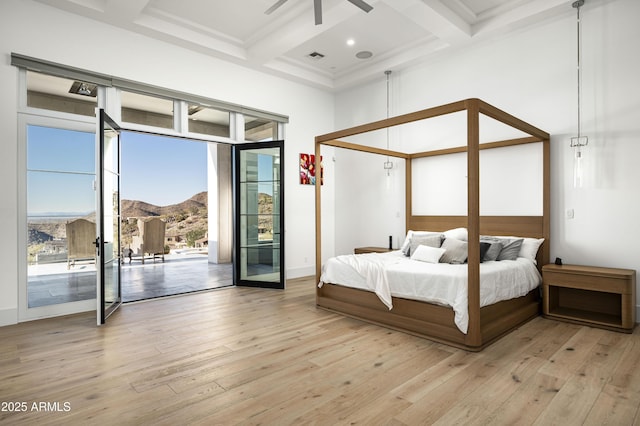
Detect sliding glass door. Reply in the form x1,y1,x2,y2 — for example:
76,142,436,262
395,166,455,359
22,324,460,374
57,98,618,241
233,141,284,289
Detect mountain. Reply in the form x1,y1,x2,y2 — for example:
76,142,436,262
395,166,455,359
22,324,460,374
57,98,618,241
121,191,207,218
28,228,54,245
28,191,275,249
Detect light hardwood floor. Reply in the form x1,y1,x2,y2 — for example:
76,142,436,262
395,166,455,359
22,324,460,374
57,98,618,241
1,277,639,425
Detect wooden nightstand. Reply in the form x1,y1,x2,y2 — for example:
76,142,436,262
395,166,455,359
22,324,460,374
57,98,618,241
542,264,636,333
354,247,393,254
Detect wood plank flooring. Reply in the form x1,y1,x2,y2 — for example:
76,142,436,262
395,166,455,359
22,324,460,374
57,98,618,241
1,276,639,425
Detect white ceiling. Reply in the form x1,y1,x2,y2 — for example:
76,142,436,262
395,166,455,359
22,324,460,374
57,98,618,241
34,0,577,91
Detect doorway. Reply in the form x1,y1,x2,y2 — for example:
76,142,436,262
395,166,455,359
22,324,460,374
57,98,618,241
119,131,233,302
23,124,233,315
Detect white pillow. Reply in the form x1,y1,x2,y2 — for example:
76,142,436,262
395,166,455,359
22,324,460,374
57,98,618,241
520,238,544,263
443,227,467,241
411,244,446,264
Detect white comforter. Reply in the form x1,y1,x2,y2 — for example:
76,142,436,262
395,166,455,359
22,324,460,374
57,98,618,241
318,250,542,334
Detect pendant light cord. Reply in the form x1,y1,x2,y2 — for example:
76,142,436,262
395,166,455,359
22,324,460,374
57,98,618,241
571,0,587,147
575,1,582,139
385,70,391,150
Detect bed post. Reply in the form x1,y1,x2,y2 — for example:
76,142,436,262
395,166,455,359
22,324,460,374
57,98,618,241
466,99,482,348
315,138,322,285
542,137,551,268
406,157,412,235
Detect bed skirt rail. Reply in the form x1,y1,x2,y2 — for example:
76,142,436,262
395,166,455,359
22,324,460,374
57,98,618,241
317,283,540,351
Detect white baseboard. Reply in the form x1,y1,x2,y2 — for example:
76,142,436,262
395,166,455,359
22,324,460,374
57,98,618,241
0,307,18,327
287,265,315,280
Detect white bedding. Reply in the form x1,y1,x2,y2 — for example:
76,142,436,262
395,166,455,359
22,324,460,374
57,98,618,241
318,250,542,334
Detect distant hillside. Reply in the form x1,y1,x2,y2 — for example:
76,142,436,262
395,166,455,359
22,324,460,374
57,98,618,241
28,228,54,244
28,191,276,250
122,191,207,218
121,192,208,242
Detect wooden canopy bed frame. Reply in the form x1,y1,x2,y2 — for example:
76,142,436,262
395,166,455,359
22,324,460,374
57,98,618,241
314,98,550,351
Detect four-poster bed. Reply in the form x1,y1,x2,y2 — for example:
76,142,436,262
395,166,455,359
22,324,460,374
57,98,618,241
314,98,550,351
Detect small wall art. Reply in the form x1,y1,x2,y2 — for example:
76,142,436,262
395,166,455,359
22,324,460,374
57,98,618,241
299,153,323,185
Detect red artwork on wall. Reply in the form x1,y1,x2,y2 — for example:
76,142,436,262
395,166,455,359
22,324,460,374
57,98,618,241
299,153,323,185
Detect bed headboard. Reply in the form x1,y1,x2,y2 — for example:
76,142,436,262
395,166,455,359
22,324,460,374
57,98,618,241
407,214,549,273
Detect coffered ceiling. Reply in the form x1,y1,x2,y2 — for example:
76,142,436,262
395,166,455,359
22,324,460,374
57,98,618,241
34,0,578,90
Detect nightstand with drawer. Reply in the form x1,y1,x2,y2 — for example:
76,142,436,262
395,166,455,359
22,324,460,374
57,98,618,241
354,247,393,254
542,264,636,333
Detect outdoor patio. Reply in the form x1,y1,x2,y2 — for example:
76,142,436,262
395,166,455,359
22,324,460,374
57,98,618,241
27,250,233,307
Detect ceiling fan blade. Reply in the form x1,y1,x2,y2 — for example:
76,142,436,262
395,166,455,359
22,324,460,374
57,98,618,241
314,0,322,25
346,0,373,13
265,0,289,15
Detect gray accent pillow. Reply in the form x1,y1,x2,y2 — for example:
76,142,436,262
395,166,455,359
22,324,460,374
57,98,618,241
401,231,442,256
479,242,492,263
439,238,468,264
409,234,443,256
480,237,503,261
497,238,524,261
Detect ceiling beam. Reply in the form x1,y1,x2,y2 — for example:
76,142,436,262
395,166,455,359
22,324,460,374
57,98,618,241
473,0,571,37
104,0,151,20
382,0,471,46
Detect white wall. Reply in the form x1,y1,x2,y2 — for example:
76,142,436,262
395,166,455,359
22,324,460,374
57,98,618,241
333,0,640,311
0,0,335,325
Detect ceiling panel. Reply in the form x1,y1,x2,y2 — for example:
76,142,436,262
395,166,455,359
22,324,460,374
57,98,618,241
283,2,429,74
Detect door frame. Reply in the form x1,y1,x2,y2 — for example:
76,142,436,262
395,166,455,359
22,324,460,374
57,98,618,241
96,109,122,324
18,114,97,322
233,140,285,289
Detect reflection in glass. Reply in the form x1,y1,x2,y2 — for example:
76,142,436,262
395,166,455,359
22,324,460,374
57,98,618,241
244,116,277,142
188,104,230,137
27,126,96,308
121,91,174,129
100,115,122,318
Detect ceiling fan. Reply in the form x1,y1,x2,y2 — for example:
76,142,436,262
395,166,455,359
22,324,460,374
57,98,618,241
265,0,373,25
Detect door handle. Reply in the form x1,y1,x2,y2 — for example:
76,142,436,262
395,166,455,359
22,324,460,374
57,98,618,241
94,237,100,256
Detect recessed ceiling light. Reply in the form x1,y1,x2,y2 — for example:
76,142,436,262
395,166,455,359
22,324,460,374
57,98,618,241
346,38,355,46
355,51,373,59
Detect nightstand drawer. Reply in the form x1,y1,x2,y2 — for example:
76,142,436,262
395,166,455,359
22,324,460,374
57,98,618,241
543,270,633,294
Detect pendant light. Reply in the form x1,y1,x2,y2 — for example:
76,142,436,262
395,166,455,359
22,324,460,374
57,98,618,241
570,0,588,187
383,70,393,176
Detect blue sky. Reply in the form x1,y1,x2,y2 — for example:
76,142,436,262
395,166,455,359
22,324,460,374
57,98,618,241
27,125,96,215
121,132,207,206
27,126,207,214
27,125,276,215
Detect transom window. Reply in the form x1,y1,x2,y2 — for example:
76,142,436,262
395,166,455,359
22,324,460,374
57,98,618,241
121,90,174,129
26,71,97,117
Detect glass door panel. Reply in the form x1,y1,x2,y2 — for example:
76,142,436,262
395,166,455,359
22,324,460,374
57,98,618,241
97,110,122,324
25,125,96,310
234,142,284,288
